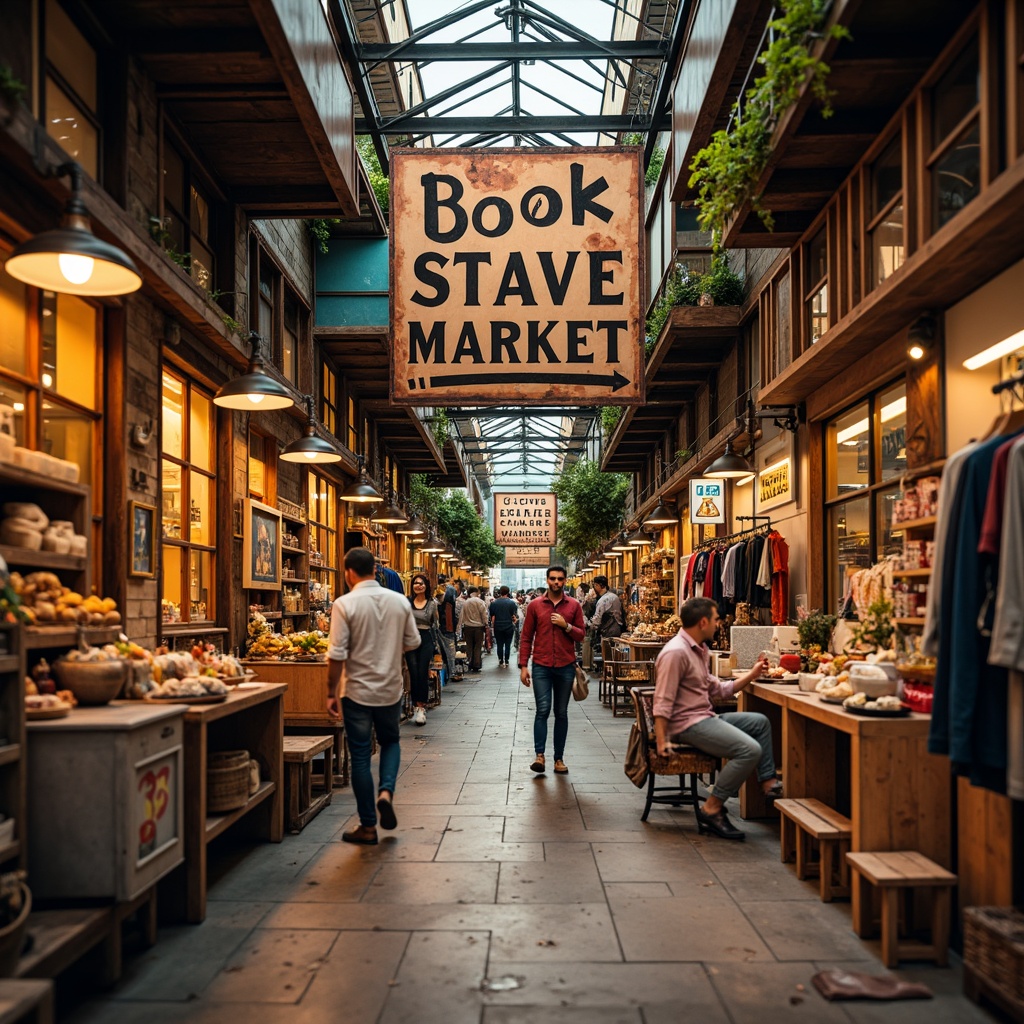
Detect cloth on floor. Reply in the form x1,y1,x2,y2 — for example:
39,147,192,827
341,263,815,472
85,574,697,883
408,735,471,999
811,970,932,1001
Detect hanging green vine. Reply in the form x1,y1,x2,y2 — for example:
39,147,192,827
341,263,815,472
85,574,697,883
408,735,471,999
688,0,850,245
431,408,451,448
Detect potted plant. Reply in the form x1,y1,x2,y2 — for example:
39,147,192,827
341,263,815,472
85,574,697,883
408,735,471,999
796,610,837,670
0,870,30,976
849,597,895,653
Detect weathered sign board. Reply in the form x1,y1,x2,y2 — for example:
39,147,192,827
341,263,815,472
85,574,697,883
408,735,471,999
494,492,557,546
390,147,644,406
504,546,552,567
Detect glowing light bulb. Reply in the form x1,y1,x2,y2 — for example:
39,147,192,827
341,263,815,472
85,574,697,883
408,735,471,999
304,451,317,460
247,393,265,405
42,373,53,387
13,403,25,412
908,344,925,360
58,253,94,285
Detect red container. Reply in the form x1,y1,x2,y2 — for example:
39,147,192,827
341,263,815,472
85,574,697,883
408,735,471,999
779,654,802,674
901,680,933,714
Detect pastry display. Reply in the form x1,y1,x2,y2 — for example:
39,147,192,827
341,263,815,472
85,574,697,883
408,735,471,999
6,572,120,626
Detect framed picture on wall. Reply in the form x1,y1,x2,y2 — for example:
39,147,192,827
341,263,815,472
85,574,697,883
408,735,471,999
129,501,156,578
243,498,282,590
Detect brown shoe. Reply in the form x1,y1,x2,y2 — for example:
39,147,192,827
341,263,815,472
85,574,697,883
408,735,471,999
553,759,568,774
342,824,379,845
530,753,545,773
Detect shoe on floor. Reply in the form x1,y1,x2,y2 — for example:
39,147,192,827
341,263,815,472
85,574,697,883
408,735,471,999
376,795,397,830
413,706,427,725
342,824,379,845
530,753,545,773
553,759,568,774
695,804,745,841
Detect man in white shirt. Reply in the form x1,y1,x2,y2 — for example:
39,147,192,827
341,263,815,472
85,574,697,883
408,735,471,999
458,586,488,672
327,547,420,845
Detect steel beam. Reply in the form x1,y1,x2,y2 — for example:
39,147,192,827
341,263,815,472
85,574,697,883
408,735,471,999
357,41,668,60
358,114,667,133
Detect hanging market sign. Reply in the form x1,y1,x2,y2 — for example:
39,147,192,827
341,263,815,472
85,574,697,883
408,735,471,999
390,147,644,406
493,491,557,546
758,457,792,510
689,478,725,524
504,546,551,567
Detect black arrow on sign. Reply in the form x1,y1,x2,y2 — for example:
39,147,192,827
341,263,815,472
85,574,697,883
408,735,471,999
408,370,631,392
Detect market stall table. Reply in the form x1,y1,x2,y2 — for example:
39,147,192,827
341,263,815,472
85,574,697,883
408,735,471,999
617,636,669,662
736,681,799,819
163,683,285,923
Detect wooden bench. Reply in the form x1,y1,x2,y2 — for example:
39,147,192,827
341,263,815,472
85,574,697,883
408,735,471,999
846,851,957,967
0,980,54,1024
775,798,852,902
283,736,335,833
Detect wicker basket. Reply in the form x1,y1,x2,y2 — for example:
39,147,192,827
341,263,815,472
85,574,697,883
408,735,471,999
207,750,251,812
963,906,1024,1008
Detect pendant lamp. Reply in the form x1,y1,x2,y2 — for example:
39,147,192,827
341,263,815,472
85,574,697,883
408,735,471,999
395,512,426,535
611,532,633,552
627,527,653,546
370,487,409,525
6,162,142,297
340,454,383,503
280,395,341,464
705,440,753,479
214,332,294,410
420,531,445,554
642,501,676,529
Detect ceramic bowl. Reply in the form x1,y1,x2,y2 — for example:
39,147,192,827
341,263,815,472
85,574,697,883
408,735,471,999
53,659,128,705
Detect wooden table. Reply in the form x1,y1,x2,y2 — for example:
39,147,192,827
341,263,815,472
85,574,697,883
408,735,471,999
0,980,53,1024
171,684,285,923
737,681,798,819
617,637,668,662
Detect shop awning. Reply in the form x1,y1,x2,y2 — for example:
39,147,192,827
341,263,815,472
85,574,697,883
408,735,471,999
92,0,359,216
602,306,741,473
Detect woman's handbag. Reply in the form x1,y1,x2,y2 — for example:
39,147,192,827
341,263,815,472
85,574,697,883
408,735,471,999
623,723,648,787
572,664,589,701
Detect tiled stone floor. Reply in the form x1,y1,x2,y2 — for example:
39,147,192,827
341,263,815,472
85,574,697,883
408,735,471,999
69,657,995,1023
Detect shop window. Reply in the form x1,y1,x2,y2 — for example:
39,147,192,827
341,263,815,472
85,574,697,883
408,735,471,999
41,290,97,411
346,395,358,453
804,227,828,343
161,135,217,291
161,369,216,624
321,360,338,436
0,261,28,377
825,380,907,611
251,246,304,385
868,135,905,287
248,429,274,501
930,36,981,230
44,0,99,178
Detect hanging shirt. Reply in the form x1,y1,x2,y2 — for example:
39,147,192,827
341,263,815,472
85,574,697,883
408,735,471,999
989,437,1024,671
769,531,790,625
756,534,772,589
721,542,742,600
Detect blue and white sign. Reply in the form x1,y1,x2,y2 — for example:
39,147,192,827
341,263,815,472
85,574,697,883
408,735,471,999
689,478,725,524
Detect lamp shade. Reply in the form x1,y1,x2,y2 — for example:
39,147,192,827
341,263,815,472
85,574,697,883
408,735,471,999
371,499,409,525
214,333,293,410
6,164,141,297
627,528,653,546
341,474,383,502
420,532,445,554
395,513,425,535
611,533,633,552
641,502,676,528
281,399,341,464
705,441,753,479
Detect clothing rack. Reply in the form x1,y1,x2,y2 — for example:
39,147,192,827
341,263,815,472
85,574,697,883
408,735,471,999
992,367,1024,397
695,515,773,550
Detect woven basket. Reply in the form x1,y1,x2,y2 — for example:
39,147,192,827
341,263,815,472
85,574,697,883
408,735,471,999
963,906,1024,1006
207,750,251,812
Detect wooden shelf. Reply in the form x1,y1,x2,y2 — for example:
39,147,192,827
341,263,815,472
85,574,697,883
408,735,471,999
205,780,276,842
0,744,20,767
0,545,87,572
894,617,926,626
23,626,120,650
160,625,227,636
282,545,306,555
0,656,18,674
282,610,309,617
893,568,932,578
0,463,87,496
254,611,282,620
281,578,307,585
309,563,335,572
893,516,937,531
0,839,19,863
14,906,110,980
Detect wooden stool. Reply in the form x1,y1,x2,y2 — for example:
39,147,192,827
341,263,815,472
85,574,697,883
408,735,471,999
0,980,54,1024
775,798,852,902
283,736,335,833
284,719,347,787
846,851,957,967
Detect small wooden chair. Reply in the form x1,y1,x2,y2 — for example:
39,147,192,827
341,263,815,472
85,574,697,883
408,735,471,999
608,660,652,716
600,638,625,705
846,851,956,967
629,687,719,822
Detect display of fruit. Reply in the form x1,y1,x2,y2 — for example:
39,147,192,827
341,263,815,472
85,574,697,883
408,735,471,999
7,572,120,626
245,629,328,660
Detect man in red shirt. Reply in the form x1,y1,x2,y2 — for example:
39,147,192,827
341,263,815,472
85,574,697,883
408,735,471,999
519,565,585,775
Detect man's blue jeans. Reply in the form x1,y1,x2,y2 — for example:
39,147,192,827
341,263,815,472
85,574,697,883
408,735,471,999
494,628,515,664
342,697,401,827
532,663,574,759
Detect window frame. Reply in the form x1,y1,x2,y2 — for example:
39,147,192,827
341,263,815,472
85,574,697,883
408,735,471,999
250,242,306,387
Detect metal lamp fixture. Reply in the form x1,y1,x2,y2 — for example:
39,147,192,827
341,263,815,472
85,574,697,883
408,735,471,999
370,487,409,525
340,454,383,503
627,527,653,546
395,511,425,535
641,501,677,529
705,440,753,479
214,332,294,410
420,531,445,554
6,161,142,297
611,532,633,552
280,395,341,464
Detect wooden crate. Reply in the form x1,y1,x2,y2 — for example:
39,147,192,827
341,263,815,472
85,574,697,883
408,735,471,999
243,660,329,721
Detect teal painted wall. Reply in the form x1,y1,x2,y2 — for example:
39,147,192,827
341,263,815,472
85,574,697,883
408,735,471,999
316,238,390,327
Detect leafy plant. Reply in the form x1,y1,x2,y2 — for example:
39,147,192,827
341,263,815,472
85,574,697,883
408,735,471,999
851,597,894,651
688,0,850,245
601,406,623,436
550,459,630,560
797,610,837,652
356,136,390,214
621,132,666,191
675,448,693,463
307,218,340,255
408,474,445,526
0,66,27,107
437,491,502,569
430,408,451,448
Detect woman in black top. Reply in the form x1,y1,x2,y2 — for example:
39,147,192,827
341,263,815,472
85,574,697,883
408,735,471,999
407,572,439,725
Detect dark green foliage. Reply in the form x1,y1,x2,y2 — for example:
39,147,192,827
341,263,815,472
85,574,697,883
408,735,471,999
551,460,630,560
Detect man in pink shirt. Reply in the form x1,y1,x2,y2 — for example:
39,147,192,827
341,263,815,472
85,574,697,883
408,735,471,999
653,597,780,840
